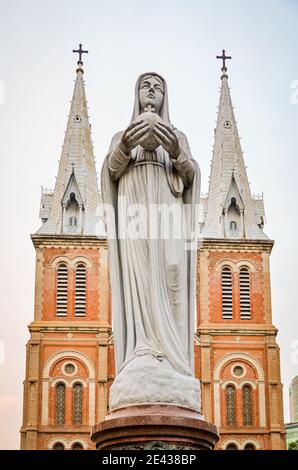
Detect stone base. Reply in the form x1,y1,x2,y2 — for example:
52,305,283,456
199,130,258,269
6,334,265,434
91,404,219,450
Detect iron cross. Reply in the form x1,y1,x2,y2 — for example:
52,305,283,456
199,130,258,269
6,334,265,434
216,49,232,70
73,43,88,65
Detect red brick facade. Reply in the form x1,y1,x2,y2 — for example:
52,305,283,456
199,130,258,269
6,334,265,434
20,236,286,450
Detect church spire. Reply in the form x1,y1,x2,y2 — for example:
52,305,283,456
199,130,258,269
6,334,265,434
203,51,268,240
37,45,99,236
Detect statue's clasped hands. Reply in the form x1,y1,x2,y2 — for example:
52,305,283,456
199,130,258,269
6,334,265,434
153,122,180,160
119,119,180,160
119,120,150,154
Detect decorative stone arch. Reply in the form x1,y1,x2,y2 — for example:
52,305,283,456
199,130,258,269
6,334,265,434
47,437,68,450
215,259,237,273
241,438,261,450
69,378,88,388
43,350,95,379
221,438,241,450
50,256,71,268
235,260,256,272
213,353,265,427
42,350,96,427
69,438,88,450
239,380,257,390
221,379,239,389
51,377,69,388
71,256,93,269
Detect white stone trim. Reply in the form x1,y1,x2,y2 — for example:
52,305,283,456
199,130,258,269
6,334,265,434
213,353,265,427
62,360,78,376
231,363,247,379
50,256,71,268
239,379,257,390
221,379,239,389
221,438,241,450
215,259,237,272
42,379,50,426
43,350,95,379
47,437,88,450
47,437,68,450
241,438,260,450
88,380,96,426
214,381,221,426
69,378,88,388
214,353,264,381
50,255,93,269
214,259,257,273
258,381,266,427
42,350,96,427
51,377,69,387
72,256,93,269
69,438,88,450
235,260,256,272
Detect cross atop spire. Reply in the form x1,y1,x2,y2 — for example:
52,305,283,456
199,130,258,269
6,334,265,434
216,49,231,78
72,43,88,66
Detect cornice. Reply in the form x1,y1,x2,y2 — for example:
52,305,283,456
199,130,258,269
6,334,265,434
199,238,274,253
31,234,107,248
28,320,111,333
197,323,278,336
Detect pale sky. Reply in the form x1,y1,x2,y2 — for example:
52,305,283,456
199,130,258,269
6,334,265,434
0,0,297,449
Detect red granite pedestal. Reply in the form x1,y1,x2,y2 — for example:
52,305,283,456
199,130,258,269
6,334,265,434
91,404,219,450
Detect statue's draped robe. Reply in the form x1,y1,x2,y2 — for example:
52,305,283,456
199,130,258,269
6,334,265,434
101,74,200,385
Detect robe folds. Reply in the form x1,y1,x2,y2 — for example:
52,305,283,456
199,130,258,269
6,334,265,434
101,73,201,390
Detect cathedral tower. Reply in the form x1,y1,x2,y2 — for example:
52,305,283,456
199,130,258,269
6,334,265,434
196,52,286,449
20,50,111,450
21,50,286,450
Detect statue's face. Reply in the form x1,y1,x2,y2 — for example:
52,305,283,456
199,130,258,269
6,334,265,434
139,75,164,113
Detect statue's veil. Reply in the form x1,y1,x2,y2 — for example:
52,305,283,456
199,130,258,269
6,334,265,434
130,72,171,124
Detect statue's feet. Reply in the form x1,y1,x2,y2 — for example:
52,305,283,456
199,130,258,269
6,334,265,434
109,354,201,411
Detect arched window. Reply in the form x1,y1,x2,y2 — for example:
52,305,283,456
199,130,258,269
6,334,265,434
239,267,251,319
226,385,236,426
72,383,83,424
75,264,87,316
221,267,233,320
226,443,238,450
71,442,84,450
56,263,68,316
244,443,255,450
230,221,237,231
52,442,65,450
243,384,253,426
55,383,65,425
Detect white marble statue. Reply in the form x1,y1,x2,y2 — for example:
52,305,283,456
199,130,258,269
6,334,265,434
101,73,201,411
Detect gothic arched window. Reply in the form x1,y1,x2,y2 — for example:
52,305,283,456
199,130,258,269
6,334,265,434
226,385,236,426
56,263,68,316
72,383,83,424
243,384,253,426
230,221,237,231
221,267,233,320
52,442,65,450
75,264,87,316
55,382,65,425
239,267,251,320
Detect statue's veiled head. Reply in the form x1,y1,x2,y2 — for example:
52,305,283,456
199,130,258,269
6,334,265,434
131,72,171,125
139,74,165,114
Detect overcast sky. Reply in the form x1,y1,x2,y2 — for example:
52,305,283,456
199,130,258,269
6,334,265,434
0,0,297,449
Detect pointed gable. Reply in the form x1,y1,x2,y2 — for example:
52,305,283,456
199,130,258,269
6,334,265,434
37,63,99,236
203,68,269,240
